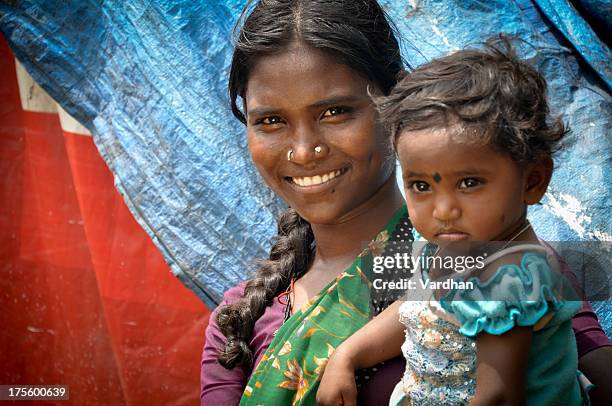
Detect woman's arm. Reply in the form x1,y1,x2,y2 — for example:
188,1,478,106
200,284,251,406
200,304,249,406
578,346,612,406
469,327,532,406
572,302,612,406
552,246,612,405
316,300,405,406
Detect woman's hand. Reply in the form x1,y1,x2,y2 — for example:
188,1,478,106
316,348,358,406
317,300,406,405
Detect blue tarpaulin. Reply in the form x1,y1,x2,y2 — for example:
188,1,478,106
0,0,610,330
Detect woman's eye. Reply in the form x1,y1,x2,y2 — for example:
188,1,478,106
410,181,431,193
459,178,482,189
322,106,349,118
259,116,282,125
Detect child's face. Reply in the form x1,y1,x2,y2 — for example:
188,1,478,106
396,128,532,243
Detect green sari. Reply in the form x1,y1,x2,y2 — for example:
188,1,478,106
239,206,410,406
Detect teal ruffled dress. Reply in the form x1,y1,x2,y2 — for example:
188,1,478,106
391,244,584,406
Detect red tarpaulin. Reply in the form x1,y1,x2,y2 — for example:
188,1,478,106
0,37,210,405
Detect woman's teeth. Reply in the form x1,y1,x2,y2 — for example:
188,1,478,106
292,170,343,187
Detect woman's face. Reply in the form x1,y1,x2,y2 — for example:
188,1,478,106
244,43,394,225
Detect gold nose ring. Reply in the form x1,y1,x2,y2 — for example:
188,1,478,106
287,149,294,161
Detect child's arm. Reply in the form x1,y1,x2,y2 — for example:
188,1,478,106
316,300,405,406
469,326,532,406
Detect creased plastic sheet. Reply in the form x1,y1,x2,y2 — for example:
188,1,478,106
1,0,283,308
0,39,209,404
0,0,609,329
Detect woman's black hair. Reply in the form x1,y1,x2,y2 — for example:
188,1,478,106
228,0,404,124
217,0,404,369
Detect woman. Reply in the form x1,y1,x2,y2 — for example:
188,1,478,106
201,0,612,404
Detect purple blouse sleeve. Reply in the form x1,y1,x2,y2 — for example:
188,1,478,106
555,254,612,357
357,356,405,405
200,283,285,405
539,241,612,357
200,284,249,406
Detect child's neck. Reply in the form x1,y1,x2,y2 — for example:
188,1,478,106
495,217,539,244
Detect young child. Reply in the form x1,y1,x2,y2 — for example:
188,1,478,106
316,39,586,405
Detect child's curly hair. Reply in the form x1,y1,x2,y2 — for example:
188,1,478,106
377,35,567,164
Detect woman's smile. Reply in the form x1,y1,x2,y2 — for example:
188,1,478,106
286,167,349,190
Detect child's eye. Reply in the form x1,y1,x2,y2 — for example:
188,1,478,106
459,178,482,189
322,106,351,118
409,181,431,193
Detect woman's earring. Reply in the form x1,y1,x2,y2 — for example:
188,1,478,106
314,145,322,154
287,149,294,161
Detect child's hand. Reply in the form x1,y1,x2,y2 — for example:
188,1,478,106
316,349,357,406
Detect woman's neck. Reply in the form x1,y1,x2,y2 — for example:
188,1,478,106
309,175,404,268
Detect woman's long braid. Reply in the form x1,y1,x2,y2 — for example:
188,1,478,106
216,208,315,369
